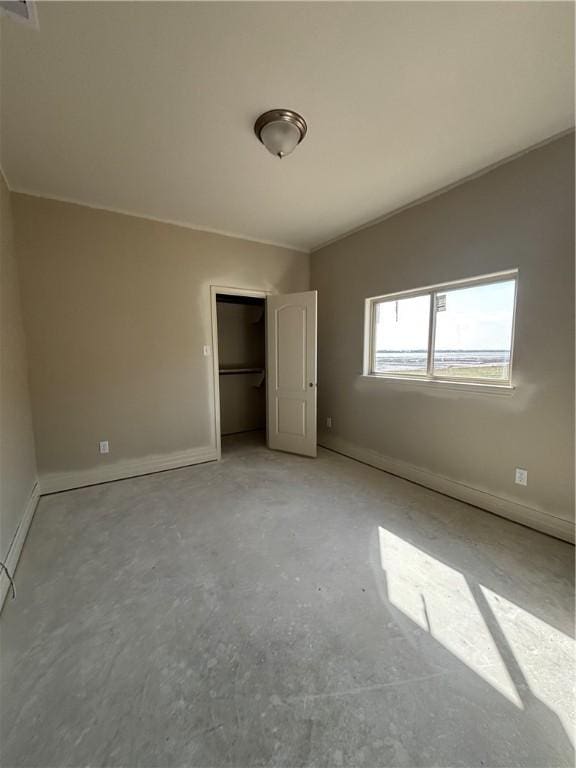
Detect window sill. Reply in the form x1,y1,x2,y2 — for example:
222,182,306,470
361,374,515,395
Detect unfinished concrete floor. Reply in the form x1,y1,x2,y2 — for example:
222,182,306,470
1,433,574,767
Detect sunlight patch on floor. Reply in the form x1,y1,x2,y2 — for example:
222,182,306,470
481,585,575,741
377,526,522,707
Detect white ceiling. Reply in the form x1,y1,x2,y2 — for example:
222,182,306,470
1,2,573,252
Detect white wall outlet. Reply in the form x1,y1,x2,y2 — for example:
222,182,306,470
203,345,211,357
515,468,528,486
99,440,110,455
326,416,332,428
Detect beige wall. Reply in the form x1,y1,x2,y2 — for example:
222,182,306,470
13,196,309,481
311,134,575,532
0,174,37,561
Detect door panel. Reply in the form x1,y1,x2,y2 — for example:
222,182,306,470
277,305,306,390
267,291,317,457
277,398,306,437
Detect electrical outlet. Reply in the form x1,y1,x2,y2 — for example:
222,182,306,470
326,416,332,428
99,440,110,455
203,345,211,356
515,468,528,486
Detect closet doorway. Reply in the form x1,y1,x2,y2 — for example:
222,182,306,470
210,286,318,460
215,291,266,451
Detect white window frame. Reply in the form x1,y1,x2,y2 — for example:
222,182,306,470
363,270,518,390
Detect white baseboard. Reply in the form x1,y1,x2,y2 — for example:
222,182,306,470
319,434,574,544
1,482,40,612
40,446,218,495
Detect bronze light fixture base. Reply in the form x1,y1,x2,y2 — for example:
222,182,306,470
254,109,308,158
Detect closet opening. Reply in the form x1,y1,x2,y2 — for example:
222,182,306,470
210,285,317,460
215,292,266,452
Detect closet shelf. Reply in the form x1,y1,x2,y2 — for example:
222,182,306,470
219,367,265,375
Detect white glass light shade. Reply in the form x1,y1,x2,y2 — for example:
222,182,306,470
259,119,302,158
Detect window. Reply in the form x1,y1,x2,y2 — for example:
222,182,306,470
365,271,517,386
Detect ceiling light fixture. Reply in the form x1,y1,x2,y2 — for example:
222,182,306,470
254,109,307,159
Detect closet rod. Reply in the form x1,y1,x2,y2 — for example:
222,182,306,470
219,368,264,375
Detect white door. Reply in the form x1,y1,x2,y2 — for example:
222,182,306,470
266,291,317,457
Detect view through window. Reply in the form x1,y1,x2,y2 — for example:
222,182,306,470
369,273,517,383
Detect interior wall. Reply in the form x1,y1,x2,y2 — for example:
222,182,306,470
0,173,37,562
311,134,575,536
217,301,265,370
217,301,266,436
12,195,309,485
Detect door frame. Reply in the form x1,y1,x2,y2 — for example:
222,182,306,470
210,285,272,460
